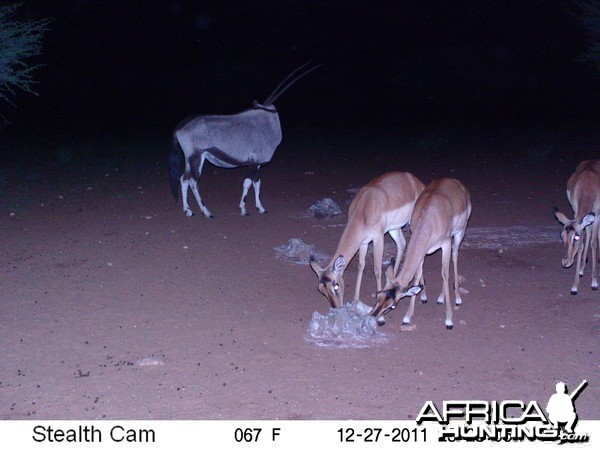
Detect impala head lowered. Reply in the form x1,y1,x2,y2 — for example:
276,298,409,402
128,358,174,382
553,160,600,295
369,178,471,330
369,258,423,325
308,172,425,309
553,208,595,268
310,255,346,308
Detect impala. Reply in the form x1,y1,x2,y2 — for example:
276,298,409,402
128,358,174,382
553,159,600,294
310,171,425,308
370,178,472,330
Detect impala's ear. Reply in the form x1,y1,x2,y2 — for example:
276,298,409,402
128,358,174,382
385,258,396,282
333,255,345,274
309,255,323,276
581,212,596,229
404,285,423,298
553,208,569,226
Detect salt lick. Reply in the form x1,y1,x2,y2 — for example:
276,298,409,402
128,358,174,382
306,300,392,348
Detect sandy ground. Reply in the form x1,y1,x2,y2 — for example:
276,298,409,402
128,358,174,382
0,128,598,420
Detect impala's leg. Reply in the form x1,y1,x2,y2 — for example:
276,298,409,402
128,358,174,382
437,240,453,329
419,273,428,303
437,240,451,305
452,231,466,306
355,243,368,301
591,223,599,290
403,260,424,325
372,235,385,293
572,244,583,295
388,229,406,275
580,226,591,278
188,153,213,218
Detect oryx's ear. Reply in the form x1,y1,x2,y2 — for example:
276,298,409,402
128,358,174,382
333,255,345,274
553,207,569,226
309,255,323,276
581,212,596,229
405,285,423,297
385,258,396,282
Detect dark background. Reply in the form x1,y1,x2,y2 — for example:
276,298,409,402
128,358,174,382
2,0,598,152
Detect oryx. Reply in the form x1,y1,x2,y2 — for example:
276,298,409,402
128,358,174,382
168,63,320,218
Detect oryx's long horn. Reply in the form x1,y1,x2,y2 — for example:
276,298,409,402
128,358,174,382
263,62,311,105
263,62,321,106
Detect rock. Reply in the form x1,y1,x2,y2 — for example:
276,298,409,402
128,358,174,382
308,300,376,340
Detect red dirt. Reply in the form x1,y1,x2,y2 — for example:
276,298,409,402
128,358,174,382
1,129,598,420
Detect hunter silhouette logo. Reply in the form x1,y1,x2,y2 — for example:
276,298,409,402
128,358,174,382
546,380,587,434
416,379,590,443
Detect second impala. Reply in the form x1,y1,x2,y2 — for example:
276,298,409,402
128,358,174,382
370,178,472,330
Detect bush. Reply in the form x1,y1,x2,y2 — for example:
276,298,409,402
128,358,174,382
577,0,600,70
0,2,52,114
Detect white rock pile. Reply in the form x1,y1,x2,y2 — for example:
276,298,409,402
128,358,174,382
306,300,387,348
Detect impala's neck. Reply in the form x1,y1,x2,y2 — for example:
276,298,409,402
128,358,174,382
573,194,598,220
395,224,432,288
328,217,367,271
569,161,600,219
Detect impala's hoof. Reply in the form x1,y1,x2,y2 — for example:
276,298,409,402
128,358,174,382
446,324,454,330
592,286,598,291
421,299,427,304
570,290,578,295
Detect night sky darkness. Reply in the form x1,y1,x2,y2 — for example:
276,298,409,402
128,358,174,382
4,0,599,150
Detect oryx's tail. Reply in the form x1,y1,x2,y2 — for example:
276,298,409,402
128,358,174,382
168,135,184,202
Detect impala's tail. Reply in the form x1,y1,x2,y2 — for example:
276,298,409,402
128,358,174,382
168,136,183,201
